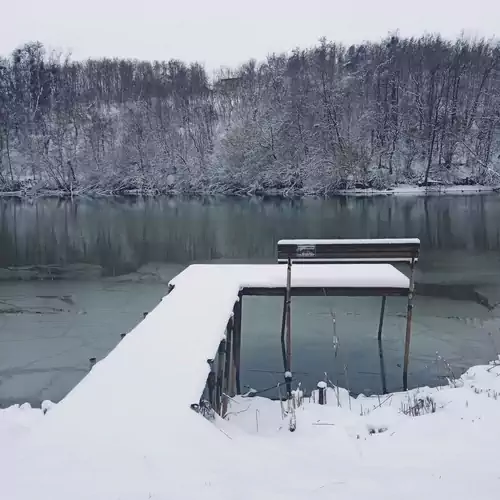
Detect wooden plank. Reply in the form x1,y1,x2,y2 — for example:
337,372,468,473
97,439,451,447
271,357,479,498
378,337,388,394
277,239,420,263
403,259,416,390
285,257,292,377
240,286,409,297
221,317,234,416
215,340,226,414
377,296,387,340
233,296,242,395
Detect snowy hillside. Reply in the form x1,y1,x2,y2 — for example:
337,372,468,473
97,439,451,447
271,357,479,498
2,37,500,195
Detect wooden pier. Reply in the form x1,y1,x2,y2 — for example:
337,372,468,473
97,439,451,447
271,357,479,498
2,237,422,499
168,238,420,415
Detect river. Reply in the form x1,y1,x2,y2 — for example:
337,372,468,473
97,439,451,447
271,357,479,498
1,194,500,406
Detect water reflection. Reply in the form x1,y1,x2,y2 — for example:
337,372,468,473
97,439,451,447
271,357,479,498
1,195,500,275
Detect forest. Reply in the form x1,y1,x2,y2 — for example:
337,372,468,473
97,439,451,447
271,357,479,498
1,35,500,195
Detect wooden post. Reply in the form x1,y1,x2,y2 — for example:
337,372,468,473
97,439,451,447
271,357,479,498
225,317,233,396
221,317,234,416
206,359,216,408
403,258,416,390
285,257,293,399
233,296,242,395
228,318,237,398
285,257,292,374
378,337,388,394
215,340,226,414
280,291,287,374
377,296,387,340
317,381,327,405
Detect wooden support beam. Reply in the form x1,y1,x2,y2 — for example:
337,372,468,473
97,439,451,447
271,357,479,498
378,337,388,394
285,257,292,375
221,317,234,417
285,257,293,399
277,238,420,264
233,295,242,395
240,287,409,297
215,340,226,414
377,296,387,340
403,259,416,391
280,291,287,375
206,359,216,408
228,315,237,398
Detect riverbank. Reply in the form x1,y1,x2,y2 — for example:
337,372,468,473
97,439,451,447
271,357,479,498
339,184,500,196
0,183,499,199
1,360,499,499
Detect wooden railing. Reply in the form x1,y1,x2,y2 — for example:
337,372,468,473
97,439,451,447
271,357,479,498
277,238,420,264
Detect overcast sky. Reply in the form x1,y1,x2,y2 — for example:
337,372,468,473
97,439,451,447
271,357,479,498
1,0,499,70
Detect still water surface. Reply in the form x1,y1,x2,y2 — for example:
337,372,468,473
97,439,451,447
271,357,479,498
1,195,500,406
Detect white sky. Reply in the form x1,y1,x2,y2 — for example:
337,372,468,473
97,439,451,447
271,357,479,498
1,0,499,71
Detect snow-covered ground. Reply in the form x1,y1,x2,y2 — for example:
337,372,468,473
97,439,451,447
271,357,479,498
1,183,498,198
1,362,500,499
339,184,499,196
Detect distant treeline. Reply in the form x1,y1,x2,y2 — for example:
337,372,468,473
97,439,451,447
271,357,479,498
1,36,500,195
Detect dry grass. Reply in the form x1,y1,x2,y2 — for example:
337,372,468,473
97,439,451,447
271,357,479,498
400,395,437,417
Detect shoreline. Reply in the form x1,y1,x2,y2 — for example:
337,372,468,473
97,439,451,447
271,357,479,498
0,184,499,199
338,184,500,196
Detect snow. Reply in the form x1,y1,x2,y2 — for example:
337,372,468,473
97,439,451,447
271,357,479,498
170,263,410,291
1,263,498,499
0,403,47,448
2,360,500,499
226,360,500,444
340,184,499,196
278,238,421,245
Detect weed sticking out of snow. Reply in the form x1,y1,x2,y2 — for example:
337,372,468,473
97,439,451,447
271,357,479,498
400,395,437,417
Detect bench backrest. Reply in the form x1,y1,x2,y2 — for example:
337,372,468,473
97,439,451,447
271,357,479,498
277,238,420,264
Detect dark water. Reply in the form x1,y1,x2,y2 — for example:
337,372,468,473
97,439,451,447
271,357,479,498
1,195,500,406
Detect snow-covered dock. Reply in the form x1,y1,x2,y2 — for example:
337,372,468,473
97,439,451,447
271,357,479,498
2,238,439,500
168,260,417,412
171,262,412,294
3,234,500,499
